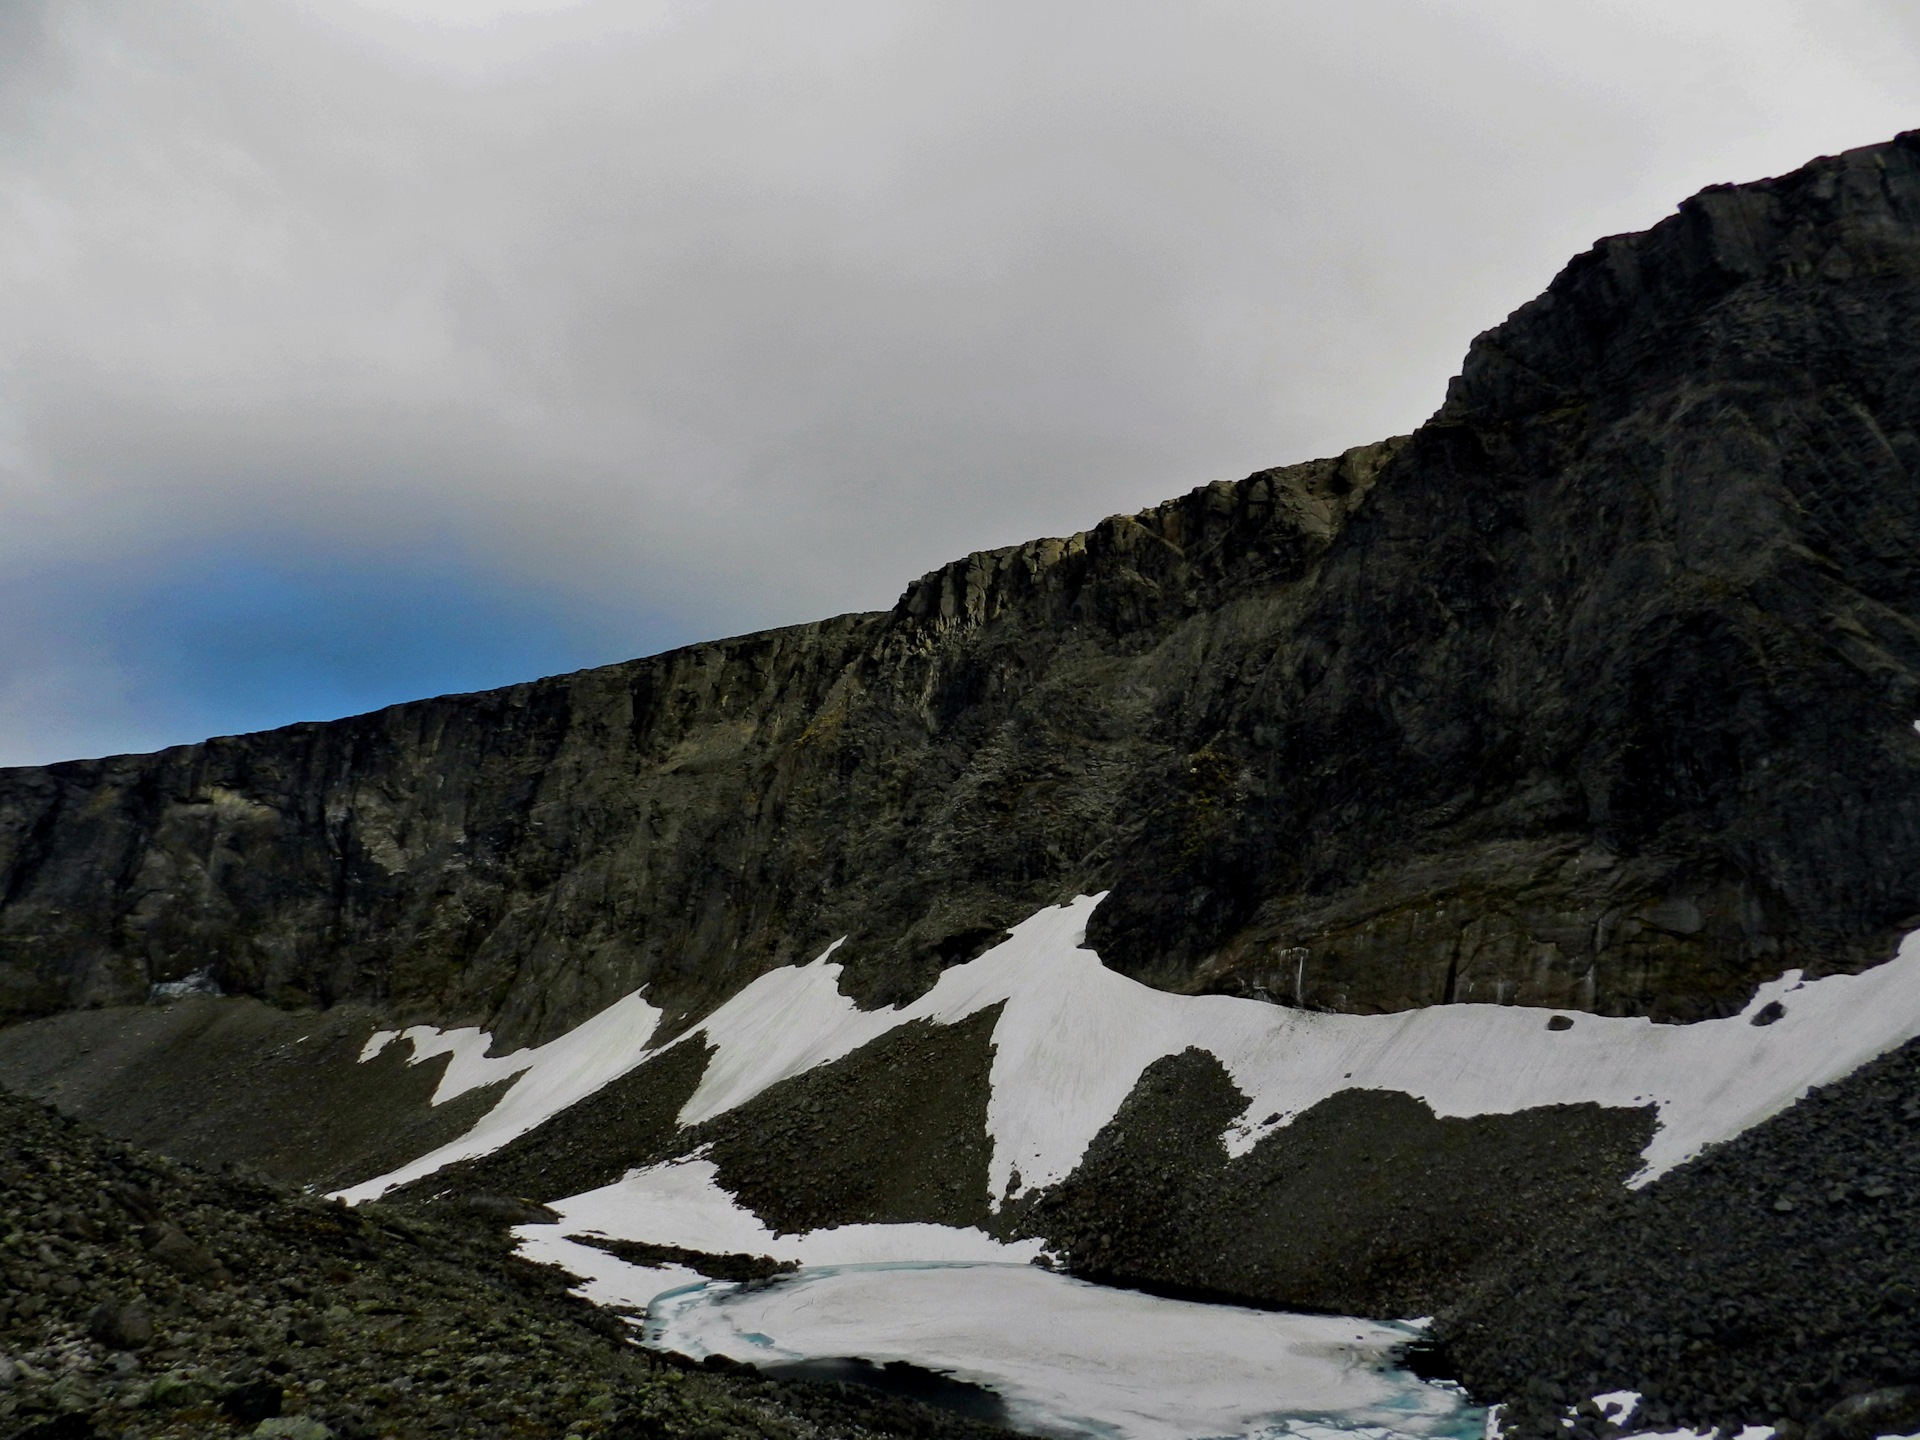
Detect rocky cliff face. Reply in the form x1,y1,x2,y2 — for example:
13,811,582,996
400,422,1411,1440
7,134,1920,1044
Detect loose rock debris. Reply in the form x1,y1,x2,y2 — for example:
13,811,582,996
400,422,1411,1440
0,1088,1015,1440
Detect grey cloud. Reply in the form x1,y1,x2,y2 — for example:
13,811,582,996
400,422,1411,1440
1,0,1917,761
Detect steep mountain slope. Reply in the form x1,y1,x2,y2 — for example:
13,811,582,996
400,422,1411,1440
8,138,1920,1044
8,131,1920,1440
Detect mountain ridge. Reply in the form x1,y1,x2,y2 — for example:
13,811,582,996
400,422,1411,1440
8,130,1920,1440
13,128,1920,1045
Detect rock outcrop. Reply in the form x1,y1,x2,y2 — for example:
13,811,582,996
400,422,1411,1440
8,134,1920,1043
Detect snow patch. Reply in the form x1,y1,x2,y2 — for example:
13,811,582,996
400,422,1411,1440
334,990,665,1202
661,896,1920,1197
358,1029,400,1063
671,937,920,1129
511,1227,702,1320
523,1155,1040,1267
343,895,1920,1209
1591,1393,1640,1420
148,969,221,1003
353,1021,533,1105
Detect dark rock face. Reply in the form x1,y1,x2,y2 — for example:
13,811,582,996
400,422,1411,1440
9,135,1920,1042
1095,136,1920,1017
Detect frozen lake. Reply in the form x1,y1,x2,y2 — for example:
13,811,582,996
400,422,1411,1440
507,1170,1479,1438
638,1260,1482,1440
328,890,1920,1440
343,884,1920,1439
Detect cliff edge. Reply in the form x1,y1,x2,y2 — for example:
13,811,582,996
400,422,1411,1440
7,134,1920,1046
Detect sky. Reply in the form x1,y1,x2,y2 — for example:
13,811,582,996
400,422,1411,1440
0,0,1916,766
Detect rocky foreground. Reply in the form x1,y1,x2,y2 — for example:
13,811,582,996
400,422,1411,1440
0,1087,1010,1440
11,1035,1920,1440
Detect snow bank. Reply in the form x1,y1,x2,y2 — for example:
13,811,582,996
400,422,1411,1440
510,1157,1039,1327
343,895,1920,1205
336,990,664,1202
356,1023,533,1102
657,895,1920,1197
642,1262,1478,1440
1207,938,1920,1187
529,1155,1040,1267
326,899,1920,1440
511,1227,702,1319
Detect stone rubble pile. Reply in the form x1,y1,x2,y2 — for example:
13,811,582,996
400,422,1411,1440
1440,1036,1920,1439
0,1088,1011,1440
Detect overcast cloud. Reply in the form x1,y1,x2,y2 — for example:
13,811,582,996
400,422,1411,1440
0,0,1915,765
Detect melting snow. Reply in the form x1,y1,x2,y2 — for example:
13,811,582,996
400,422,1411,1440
336,991,663,1203
521,1155,1039,1268
510,1228,703,1317
148,969,222,1003
342,896,1920,1205
323,899,1920,1439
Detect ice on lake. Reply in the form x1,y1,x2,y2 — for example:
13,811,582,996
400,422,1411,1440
641,1260,1483,1440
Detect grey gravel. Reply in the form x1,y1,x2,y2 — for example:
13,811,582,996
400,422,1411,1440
1437,1036,1920,1438
0,1087,1020,1440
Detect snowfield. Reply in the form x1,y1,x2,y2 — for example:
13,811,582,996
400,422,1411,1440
331,896,1920,1440
340,990,666,1202
524,1155,1037,1266
501,1152,1482,1440
341,894,1920,1205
